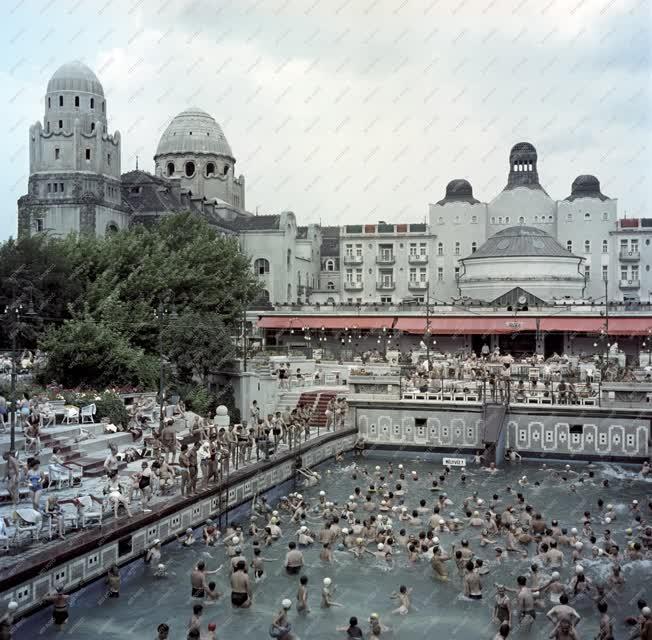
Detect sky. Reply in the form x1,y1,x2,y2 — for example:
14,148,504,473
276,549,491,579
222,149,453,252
0,0,650,240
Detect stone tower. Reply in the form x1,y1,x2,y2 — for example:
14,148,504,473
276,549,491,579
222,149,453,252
18,61,128,237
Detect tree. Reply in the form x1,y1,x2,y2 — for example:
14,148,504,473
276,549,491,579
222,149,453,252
38,314,159,389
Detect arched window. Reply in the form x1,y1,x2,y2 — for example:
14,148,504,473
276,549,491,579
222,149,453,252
490,217,496,224
259,289,270,302
437,242,443,256
584,240,591,253
602,212,608,221
59,95,63,107
206,162,215,176
91,122,95,132
326,297,335,305
471,215,477,223
498,217,503,224
90,97,95,109
287,249,292,270
584,212,591,220
185,161,195,177
471,242,477,253
74,96,80,107
455,215,460,224
548,215,553,222
254,258,270,275
534,216,539,223
327,281,335,290
325,259,335,271
223,165,229,176
602,239,608,253
518,216,525,224
454,242,460,256
166,162,175,176
297,272,302,286
105,222,119,235
437,217,444,224
505,216,510,224
102,101,105,113
567,240,573,252
47,97,51,109
46,121,50,133
287,284,292,300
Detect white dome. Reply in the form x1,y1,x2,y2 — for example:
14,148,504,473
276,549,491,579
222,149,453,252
47,61,104,96
155,108,233,158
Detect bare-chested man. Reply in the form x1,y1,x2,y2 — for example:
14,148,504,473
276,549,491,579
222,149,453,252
230,561,252,608
3,451,19,506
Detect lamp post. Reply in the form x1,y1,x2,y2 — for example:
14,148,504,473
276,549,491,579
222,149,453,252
4,302,36,451
425,283,432,368
155,296,177,432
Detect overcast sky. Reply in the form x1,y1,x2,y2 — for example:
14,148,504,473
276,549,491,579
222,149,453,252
1,0,650,239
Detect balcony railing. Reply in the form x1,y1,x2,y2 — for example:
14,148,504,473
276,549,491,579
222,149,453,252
376,255,395,265
343,255,364,265
619,250,640,261
408,254,429,264
408,280,428,290
619,279,640,289
376,281,396,290
343,281,363,290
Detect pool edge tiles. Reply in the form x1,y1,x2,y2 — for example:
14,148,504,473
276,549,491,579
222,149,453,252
1,429,357,619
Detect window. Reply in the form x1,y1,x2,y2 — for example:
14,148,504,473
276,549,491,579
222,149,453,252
58,120,63,129
471,215,477,224
47,97,51,109
602,265,608,281
419,242,427,255
548,215,553,222
419,268,427,282
534,216,538,223
584,240,591,253
567,213,573,221
206,162,215,176
355,243,362,257
498,217,503,224
223,165,229,176
345,243,354,257
107,153,111,166
491,217,496,224
327,281,335,290
35,219,44,232
584,212,591,221
380,296,392,303
585,265,590,280
471,242,477,253
519,216,525,224
185,161,195,177
455,215,460,224
602,212,608,221
566,240,572,252
621,266,628,280
90,122,95,132
102,101,105,112
505,216,510,224
620,239,628,251
74,96,79,107
409,267,417,281
409,243,417,256
166,162,175,176
632,265,639,280
325,259,335,271
437,242,443,256
85,148,91,161
454,242,460,256
53,183,58,192
47,183,51,193
55,148,60,160
59,182,64,193
602,240,608,253
46,121,50,132
379,244,394,261
355,268,362,282
90,97,95,109
254,258,269,275
345,269,354,283
631,239,639,252
438,217,444,224
454,266,460,277
59,95,63,106
437,267,443,281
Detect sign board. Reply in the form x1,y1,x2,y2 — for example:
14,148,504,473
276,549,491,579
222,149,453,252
443,457,466,467
505,321,521,329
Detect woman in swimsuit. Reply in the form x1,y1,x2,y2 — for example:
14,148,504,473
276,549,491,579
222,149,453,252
46,586,69,627
26,458,44,510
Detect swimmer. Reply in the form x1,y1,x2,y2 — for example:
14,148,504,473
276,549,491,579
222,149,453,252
297,575,310,613
154,563,168,578
390,585,413,615
492,585,512,627
321,578,343,608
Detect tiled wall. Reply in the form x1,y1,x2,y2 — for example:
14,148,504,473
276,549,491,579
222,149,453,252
3,432,356,618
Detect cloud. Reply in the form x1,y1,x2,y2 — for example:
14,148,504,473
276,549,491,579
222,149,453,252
1,0,650,238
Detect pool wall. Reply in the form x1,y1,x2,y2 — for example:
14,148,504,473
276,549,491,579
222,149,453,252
351,399,650,461
0,429,357,619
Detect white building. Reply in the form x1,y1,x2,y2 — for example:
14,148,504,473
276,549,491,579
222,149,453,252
17,62,651,306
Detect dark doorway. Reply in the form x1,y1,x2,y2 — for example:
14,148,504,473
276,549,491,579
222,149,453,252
499,331,536,358
471,334,491,356
544,332,564,358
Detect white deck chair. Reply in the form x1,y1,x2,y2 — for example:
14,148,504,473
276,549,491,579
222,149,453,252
81,403,96,424
12,508,43,543
64,406,80,424
0,517,9,552
75,495,103,528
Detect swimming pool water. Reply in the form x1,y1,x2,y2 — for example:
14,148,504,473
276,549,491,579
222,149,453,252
18,454,652,640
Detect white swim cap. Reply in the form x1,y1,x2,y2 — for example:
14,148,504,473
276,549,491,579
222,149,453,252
643,607,651,617
571,528,578,535
272,510,279,516
575,565,584,574
370,613,379,620
565,464,571,469
282,598,292,609
153,539,160,545
449,512,455,518
377,543,384,551
297,494,303,500
439,519,445,525
300,526,307,533
186,528,193,534
319,491,325,496
633,499,639,505
606,504,613,510
605,517,611,524
375,465,381,471
398,464,403,469
522,475,527,480
626,528,633,535
551,572,560,580
432,536,440,544
158,563,165,570
477,499,484,505
411,470,417,475
323,577,331,586
232,536,240,545
357,537,364,544
473,511,479,517
575,541,583,550
7,602,17,611
349,495,355,501
342,528,349,535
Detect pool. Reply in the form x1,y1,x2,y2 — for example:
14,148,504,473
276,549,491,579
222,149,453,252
17,454,651,639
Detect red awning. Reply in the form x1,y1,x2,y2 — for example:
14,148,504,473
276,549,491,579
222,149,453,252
256,316,395,330
394,317,537,335
606,317,652,336
539,317,652,335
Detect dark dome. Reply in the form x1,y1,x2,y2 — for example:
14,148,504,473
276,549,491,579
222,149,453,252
436,178,479,205
463,225,576,260
510,142,537,157
565,174,608,201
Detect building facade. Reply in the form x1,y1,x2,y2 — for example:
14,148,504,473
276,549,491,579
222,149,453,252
17,62,652,306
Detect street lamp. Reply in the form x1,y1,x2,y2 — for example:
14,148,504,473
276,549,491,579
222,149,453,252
154,296,177,432
3,302,36,451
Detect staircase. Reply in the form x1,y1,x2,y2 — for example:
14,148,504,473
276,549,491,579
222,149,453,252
482,402,507,465
309,391,337,429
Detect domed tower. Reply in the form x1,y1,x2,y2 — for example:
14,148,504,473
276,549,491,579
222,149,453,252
19,61,126,237
436,179,480,205
506,142,541,189
154,108,245,210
